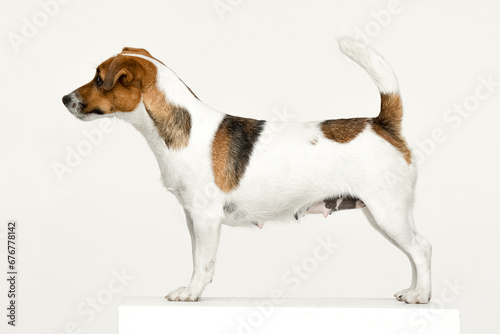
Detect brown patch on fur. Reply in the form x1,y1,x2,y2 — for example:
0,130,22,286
121,47,198,100
74,50,191,149
371,93,412,164
146,102,191,149
212,115,265,192
212,125,232,192
320,118,368,143
378,93,403,135
310,137,318,145
320,93,411,164
75,57,143,116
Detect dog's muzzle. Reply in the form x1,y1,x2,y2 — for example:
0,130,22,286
62,92,87,119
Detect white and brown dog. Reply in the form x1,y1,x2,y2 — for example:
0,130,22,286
62,38,432,304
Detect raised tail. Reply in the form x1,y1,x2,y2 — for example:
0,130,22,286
337,37,403,136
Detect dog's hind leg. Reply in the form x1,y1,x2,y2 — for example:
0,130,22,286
363,207,417,299
362,200,432,304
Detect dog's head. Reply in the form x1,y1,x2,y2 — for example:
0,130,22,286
62,47,159,121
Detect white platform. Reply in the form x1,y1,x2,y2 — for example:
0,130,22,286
119,297,460,334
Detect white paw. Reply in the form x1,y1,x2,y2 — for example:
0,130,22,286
394,288,412,301
396,287,431,304
165,287,201,302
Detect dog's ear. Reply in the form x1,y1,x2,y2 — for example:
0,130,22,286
121,47,153,58
103,56,142,91
121,47,165,66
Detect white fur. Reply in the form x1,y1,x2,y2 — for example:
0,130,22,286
70,40,432,303
338,37,399,94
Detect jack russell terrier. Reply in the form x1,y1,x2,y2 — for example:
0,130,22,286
62,38,432,304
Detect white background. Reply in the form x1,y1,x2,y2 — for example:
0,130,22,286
1,0,499,333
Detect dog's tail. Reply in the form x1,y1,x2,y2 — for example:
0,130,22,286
337,37,403,135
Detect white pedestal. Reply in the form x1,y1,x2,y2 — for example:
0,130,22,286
119,297,460,334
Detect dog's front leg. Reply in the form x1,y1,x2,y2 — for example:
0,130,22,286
184,209,196,259
166,213,222,302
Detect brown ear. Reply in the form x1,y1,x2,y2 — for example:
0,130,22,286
121,47,153,58
121,47,165,66
102,56,142,90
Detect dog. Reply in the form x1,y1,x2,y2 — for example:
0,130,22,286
62,37,432,304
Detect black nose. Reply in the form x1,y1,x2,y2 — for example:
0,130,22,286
62,94,71,106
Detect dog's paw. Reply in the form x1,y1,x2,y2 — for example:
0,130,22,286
165,287,201,302
394,288,412,301
396,287,431,304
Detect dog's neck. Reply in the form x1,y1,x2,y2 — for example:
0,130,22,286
117,56,224,191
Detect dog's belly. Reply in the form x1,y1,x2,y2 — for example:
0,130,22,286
302,196,365,218
222,195,365,229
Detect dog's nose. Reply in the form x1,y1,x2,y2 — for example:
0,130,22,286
62,94,72,106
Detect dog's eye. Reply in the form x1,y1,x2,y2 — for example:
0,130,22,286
95,76,103,87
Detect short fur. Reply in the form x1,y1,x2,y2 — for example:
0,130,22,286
62,37,432,304
320,118,368,143
212,115,266,192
